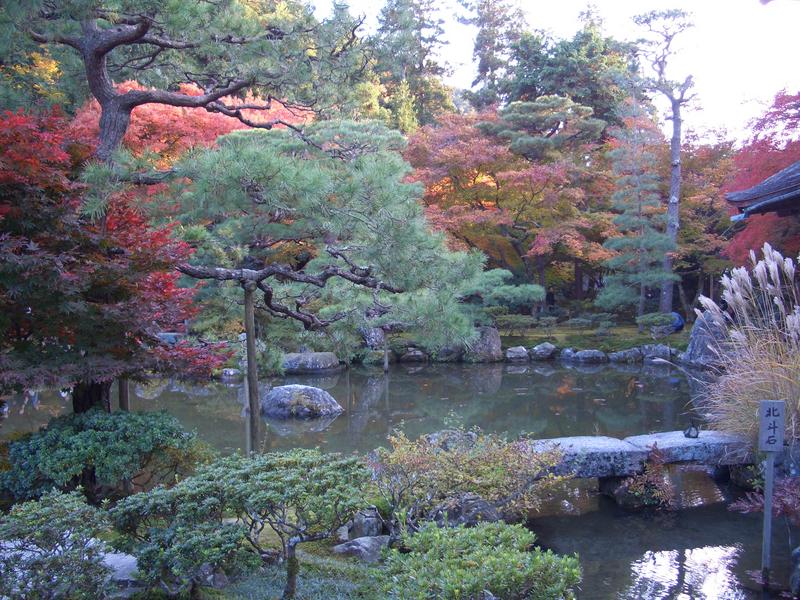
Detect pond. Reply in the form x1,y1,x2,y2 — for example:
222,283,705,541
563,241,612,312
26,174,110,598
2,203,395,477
0,362,792,598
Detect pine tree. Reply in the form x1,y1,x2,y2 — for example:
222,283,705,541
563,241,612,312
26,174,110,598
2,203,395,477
458,0,526,108
596,100,677,319
373,0,453,126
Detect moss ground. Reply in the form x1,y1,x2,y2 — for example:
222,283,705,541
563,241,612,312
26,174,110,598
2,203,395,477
501,325,691,354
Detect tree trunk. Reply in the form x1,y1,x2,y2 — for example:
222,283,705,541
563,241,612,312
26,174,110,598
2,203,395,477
243,283,260,454
573,260,583,300
118,377,130,411
383,337,389,374
677,282,692,322
96,99,133,162
659,98,683,314
283,541,300,600
72,381,112,413
638,282,647,334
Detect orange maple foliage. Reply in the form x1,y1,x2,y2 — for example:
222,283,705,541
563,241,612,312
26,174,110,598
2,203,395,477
69,81,312,165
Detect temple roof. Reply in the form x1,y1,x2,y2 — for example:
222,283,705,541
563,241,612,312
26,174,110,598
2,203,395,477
726,160,800,220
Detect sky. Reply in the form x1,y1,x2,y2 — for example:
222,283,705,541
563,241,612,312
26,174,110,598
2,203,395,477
316,0,800,142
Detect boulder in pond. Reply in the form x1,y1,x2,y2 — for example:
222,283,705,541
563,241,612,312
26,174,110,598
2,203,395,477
260,385,343,419
332,535,389,563
282,352,342,374
529,342,558,360
608,347,643,363
679,311,727,369
263,414,340,436
505,346,529,362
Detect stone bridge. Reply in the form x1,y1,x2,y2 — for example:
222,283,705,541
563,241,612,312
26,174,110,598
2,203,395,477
527,430,751,480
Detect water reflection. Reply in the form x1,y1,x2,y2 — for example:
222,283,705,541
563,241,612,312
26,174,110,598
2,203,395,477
1,362,698,455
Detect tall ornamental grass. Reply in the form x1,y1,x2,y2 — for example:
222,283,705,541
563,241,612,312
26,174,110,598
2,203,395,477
699,243,800,442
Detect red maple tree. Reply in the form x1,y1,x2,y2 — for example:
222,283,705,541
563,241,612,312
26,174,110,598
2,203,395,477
725,90,800,264
0,110,227,412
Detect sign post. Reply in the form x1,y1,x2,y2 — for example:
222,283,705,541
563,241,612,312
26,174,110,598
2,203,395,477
758,399,785,588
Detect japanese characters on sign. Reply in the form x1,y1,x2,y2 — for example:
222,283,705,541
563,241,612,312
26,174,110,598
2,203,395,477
758,400,785,453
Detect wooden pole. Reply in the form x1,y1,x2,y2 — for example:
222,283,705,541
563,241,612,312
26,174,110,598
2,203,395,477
757,399,785,589
761,452,775,587
243,283,260,454
118,377,130,411
383,337,389,373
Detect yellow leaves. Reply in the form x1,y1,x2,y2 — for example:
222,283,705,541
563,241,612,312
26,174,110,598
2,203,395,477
2,51,65,103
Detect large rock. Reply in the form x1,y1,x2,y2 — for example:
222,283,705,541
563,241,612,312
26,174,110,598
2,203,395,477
399,348,428,363
529,342,558,360
429,493,500,528
527,436,649,478
359,327,385,349
431,345,464,363
332,535,389,563
336,507,383,542
423,428,478,451
263,414,340,436
623,430,750,465
679,311,727,369
608,347,643,363
464,327,503,363
641,344,674,363
282,352,342,374
563,349,608,363
505,346,530,362
260,385,343,419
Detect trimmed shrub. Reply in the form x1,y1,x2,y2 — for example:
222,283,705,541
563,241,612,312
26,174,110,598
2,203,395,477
111,449,369,599
0,490,112,600
371,428,563,537
382,521,581,599
0,410,204,503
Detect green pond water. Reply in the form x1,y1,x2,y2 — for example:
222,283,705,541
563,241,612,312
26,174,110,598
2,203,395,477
0,362,793,598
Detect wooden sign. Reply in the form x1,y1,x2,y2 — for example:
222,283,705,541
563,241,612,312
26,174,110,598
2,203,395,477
758,400,785,452
758,399,786,589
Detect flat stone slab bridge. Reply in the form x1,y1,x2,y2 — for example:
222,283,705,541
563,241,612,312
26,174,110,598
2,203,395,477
527,430,752,480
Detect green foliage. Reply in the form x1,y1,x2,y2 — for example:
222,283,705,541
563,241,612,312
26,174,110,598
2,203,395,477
479,97,605,162
458,0,526,108
504,21,637,127
596,99,677,315
0,411,201,503
461,269,544,316
635,312,674,328
175,121,482,357
372,0,453,126
495,314,538,335
382,521,581,600
111,449,369,595
2,0,368,118
372,428,563,536
227,553,380,600
623,446,674,509
0,490,112,600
